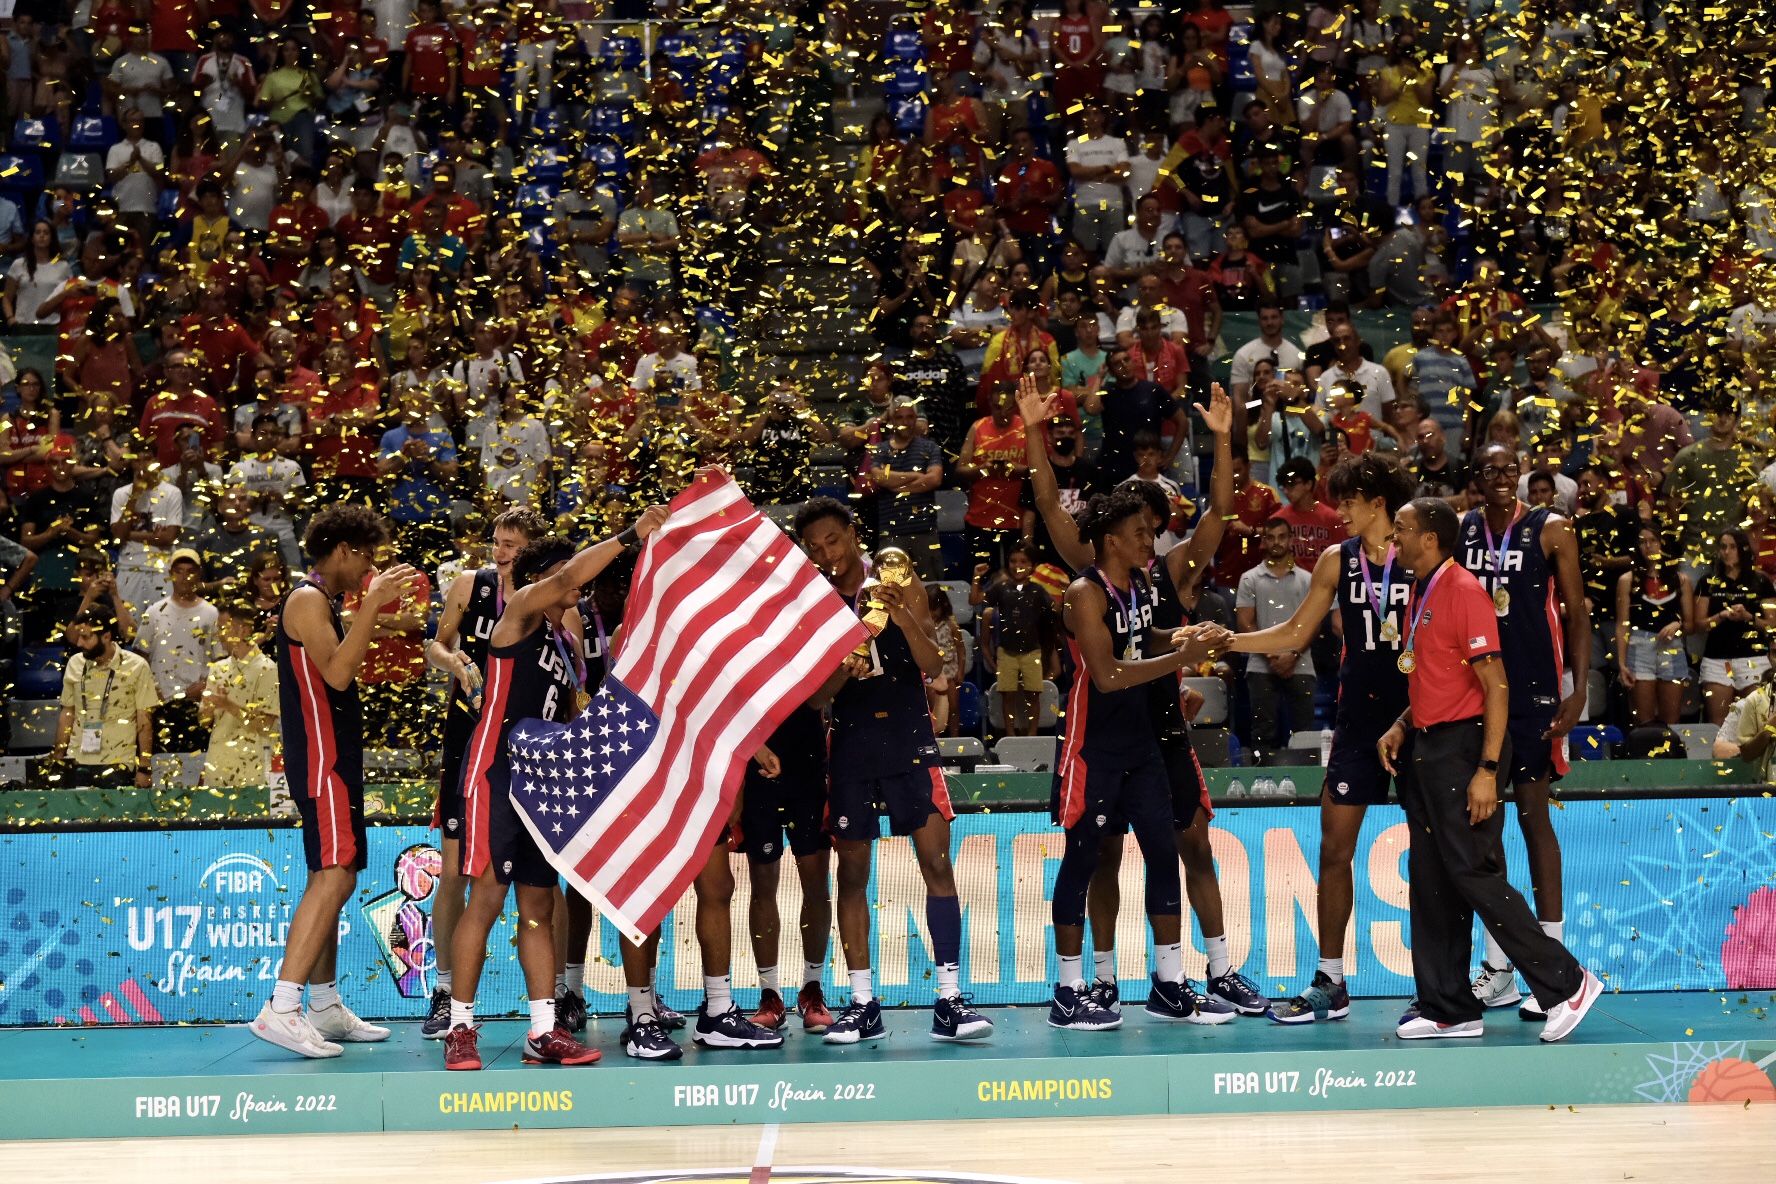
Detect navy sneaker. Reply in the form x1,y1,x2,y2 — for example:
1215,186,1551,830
1088,978,1121,1015
622,1015,684,1061
555,986,588,1033
1398,997,1422,1024
421,988,451,1040
931,994,994,1042
1049,983,1122,1031
823,998,887,1045
1145,974,1237,1025
1207,970,1270,1016
1268,971,1352,1025
655,997,686,1031
693,1002,784,1050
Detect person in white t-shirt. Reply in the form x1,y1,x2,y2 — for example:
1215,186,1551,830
226,418,307,566
105,30,175,118
948,270,1010,375
138,549,220,753
630,323,701,398
194,31,258,142
1064,105,1131,256
110,447,184,620
1229,300,1305,414
105,109,166,218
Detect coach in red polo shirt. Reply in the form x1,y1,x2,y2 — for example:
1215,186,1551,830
1378,497,1601,1045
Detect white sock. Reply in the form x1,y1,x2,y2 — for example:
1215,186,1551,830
1204,934,1232,980
564,962,585,993
704,973,732,1014
554,969,567,994
1058,954,1085,992
450,998,475,1029
936,962,961,999
803,959,826,986
528,997,556,1038
1092,948,1115,983
1318,957,1345,985
1155,942,1184,985
309,980,341,1011
436,969,453,992
759,964,781,992
628,985,656,1022
271,979,303,1014
1541,919,1565,942
848,968,875,1004
1484,930,1512,971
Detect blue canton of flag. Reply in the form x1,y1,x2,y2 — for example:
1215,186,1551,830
507,675,661,858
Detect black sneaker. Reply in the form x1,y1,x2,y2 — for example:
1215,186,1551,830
823,998,887,1044
555,986,588,1033
421,987,451,1040
1267,971,1352,1025
693,1002,784,1050
1049,983,1121,1031
655,997,687,1031
930,994,994,1042
1207,970,1270,1016
1088,978,1121,1015
1145,973,1237,1024
622,1015,684,1061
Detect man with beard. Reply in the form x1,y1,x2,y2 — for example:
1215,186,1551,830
52,608,159,788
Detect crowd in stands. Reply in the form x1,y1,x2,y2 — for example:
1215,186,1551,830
0,0,1774,790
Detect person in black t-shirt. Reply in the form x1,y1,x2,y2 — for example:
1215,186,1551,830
981,542,1059,736
1693,528,1776,724
1084,347,1186,485
18,448,105,634
1236,147,1303,301
1412,418,1467,501
1572,465,1637,670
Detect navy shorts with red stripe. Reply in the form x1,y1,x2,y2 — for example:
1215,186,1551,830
295,770,367,873
434,707,474,842
828,766,953,842
1508,707,1566,786
738,761,831,862
462,763,557,888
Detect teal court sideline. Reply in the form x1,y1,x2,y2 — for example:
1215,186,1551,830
2,991,1772,1141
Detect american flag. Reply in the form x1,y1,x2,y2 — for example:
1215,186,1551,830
507,470,868,942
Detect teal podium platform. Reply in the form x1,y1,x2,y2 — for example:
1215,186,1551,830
2,992,1773,1140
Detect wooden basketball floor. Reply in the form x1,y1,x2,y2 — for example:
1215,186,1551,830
3,1105,1774,1183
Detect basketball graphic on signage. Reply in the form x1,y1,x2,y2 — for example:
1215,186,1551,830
1688,1058,1776,1104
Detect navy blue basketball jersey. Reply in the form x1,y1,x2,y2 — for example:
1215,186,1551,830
577,593,619,685
1059,567,1159,756
1334,536,1410,727
276,578,364,799
460,621,581,801
446,567,502,725
829,590,940,784
1146,557,1194,730
1459,505,1563,711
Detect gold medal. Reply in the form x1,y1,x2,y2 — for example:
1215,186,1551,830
1397,650,1418,675
1379,619,1400,643
1493,586,1510,616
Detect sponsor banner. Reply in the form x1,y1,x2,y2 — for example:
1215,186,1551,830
2,797,1773,1026
0,1072,384,1139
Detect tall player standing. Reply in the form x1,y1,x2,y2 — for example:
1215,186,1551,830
1459,443,1590,1020
421,507,548,1038
1228,453,1417,1022
797,498,994,1044
251,506,419,1057
443,519,665,1071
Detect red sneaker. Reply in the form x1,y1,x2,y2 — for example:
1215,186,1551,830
798,981,835,1033
523,1026,602,1065
751,988,788,1030
444,1024,482,1071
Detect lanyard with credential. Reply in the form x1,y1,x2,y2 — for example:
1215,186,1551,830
1398,558,1455,676
82,664,118,726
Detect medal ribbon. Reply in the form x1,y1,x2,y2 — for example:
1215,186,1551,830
1100,569,1141,658
1481,504,1523,595
1359,543,1397,628
1402,558,1456,665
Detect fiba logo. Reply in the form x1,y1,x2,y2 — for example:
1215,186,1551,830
199,853,282,895
360,845,444,1000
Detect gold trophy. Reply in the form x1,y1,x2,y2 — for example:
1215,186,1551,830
854,546,915,661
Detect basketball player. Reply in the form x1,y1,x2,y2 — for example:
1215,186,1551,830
1459,442,1590,1019
1017,379,1267,1018
422,507,549,1039
1050,489,1236,1029
444,518,665,1071
1228,453,1416,1022
250,506,419,1058
797,497,994,1044
738,697,837,1034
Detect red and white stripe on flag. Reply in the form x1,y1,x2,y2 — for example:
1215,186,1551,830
552,470,868,942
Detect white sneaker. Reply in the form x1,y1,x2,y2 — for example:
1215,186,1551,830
309,1002,391,1043
249,1001,342,1058
1539,970,1603,1043
1471,962,1522,1008
1396,1015,1484,1040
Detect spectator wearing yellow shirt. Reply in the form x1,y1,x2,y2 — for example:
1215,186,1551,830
1374,33,1436,207
200,602,280,790
53,608,160,788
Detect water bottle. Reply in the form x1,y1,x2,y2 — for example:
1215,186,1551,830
1319,728,1334,767
1278,777,1298,799
1226,778,1247,799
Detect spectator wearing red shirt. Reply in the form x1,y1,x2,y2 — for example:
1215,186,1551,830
336,180,404,296
1275,456,1348,566
994,128,1064,267
1154,233,1222,359
264,173,331,287
181,282,271,398
583,282,657,386
402,0,459,100
409,163,485,249
921,0,977,81
1125,307,1192,397
1212,451,1283,588
311,282,387,375
266,326,321,412
344,558,435,748
1378,496,1600,1042
308,342,383,505
151,0,202,59
139,348,223,466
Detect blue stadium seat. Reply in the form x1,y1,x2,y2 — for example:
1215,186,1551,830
710,29,750,65
0,153,43,203
589,103,635,142
14,645,66,699
1229,46,1256,92
67,114,118,153
658,31,700,63
49,151,101,190
599,35,643,71
529,105,571,142
885,62,926,99
11,118,59,153
957,681,982,734
888,96,927,137
703,61,745,100
699,100,734,127
514,181,560,226
885,24,924,60
582,140,630,180
1229,22,1253,48
521,143,569,183
1568,725,1623,761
